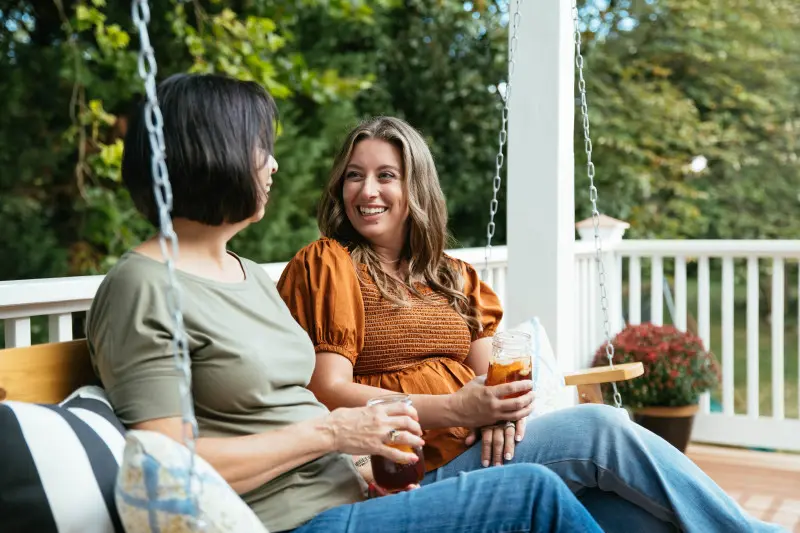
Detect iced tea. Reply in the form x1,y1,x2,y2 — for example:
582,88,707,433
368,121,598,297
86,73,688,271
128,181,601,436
370,444,425,492
486,330,533,399
486,357,532,398
367,394,426,493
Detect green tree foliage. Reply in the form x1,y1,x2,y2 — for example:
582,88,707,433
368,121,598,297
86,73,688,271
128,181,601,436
0,0,389,279
0,0,798,282
574,0,800,239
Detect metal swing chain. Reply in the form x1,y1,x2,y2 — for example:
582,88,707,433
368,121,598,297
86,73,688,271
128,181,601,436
484,0,522,278
572,1,622,409
132,1,206,525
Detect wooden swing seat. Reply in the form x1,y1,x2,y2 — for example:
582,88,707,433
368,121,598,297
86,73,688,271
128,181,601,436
0,339,643,405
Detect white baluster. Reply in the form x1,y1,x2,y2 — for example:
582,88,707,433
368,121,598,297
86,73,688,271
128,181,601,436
574,259,581,346
485,266,495,291
629,255,641,325
650,255,664,326
721,256,735,416
4,318,32,348
587,257,598,359
494,266,507,312
746,256,760,418
674,256,687,331
698,256,711,414
614,253,624,334
771,258,785,420
49,313,74,343
580,258,590,360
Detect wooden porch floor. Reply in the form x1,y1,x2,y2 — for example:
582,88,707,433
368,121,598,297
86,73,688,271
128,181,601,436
687,444,800,531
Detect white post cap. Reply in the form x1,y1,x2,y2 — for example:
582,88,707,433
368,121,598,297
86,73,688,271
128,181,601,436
575,214,630,243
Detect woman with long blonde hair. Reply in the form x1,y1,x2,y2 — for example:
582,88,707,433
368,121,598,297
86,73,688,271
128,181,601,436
277,116,783,533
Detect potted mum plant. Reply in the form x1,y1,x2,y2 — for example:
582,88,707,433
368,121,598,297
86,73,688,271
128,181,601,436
591,322,720,453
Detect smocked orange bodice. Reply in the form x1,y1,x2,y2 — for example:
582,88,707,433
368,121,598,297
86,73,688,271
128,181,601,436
277,238,503,470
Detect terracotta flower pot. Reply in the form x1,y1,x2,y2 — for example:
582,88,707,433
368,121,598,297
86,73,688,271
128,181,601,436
632,404,699,453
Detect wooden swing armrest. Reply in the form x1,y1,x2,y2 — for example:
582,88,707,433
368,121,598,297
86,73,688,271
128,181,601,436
0,339,98,404
562,362,643,387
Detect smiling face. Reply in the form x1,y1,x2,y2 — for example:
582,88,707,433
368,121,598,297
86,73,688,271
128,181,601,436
342,138,409,251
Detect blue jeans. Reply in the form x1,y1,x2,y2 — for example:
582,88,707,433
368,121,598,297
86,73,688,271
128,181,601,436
423,404,788,533
292,463,602,532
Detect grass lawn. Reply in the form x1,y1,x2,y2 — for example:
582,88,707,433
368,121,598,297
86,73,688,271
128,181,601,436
625,274,799,419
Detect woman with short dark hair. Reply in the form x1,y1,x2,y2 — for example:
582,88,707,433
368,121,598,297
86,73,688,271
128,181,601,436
86,73,604,533
121,73,278,227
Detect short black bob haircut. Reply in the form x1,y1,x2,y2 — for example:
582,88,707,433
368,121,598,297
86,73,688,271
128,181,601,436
122,73,278,226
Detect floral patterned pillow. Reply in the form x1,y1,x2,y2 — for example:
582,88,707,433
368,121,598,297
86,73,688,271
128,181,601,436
115,430,269,533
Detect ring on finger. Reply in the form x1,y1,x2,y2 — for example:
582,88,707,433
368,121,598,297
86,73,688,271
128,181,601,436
387,429,400,444
504,421,516,430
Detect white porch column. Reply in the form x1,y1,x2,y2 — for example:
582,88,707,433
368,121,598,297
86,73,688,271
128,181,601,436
506,0,576,378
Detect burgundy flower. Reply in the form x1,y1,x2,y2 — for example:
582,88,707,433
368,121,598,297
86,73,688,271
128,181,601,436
591,322,720,408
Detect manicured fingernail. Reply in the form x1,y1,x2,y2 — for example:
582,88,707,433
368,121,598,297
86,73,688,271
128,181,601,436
505,453,512,461
515,435,522,442
482,460,489,467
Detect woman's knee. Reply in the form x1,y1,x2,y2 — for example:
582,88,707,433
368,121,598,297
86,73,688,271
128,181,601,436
566,403,631,434
504,463,564,490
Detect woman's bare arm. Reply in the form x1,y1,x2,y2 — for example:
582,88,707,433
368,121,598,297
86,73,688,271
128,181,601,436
132,416,339,494
463,337,493,376
308,353,463,429
132,401,424,495
309,352,533,431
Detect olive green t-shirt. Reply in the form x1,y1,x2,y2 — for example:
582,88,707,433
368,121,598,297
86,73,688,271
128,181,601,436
86,251,365,532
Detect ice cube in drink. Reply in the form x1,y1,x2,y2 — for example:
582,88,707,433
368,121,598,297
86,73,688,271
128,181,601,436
486,357,532,398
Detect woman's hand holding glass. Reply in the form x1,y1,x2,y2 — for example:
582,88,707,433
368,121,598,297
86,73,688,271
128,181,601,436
451,375,534,467
450,375,534,429
323,401,424,466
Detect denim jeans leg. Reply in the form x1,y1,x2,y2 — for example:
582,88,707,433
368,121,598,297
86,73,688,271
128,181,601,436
423,404,787,533
292,463,602,533
424,450,675,533
578,487,679,533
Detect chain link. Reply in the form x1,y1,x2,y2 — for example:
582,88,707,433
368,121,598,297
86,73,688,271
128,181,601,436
484,0,522,278
131,1,206,525
572,1,622,409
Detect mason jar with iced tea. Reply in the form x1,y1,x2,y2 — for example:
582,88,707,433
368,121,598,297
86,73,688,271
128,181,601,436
367,394,425,493
485,330,533,398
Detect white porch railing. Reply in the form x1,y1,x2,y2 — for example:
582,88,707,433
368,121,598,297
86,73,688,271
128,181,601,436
605,238,800,453
0,249,510,348
2,237,799,452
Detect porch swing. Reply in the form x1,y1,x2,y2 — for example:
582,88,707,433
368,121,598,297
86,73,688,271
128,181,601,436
479,0,643,409
0,0,643,530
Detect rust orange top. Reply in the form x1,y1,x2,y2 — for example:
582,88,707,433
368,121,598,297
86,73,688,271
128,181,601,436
276,238,503,471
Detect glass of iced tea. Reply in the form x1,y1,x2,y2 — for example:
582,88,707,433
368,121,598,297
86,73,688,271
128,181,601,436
366,394,425,493
485,330,532,399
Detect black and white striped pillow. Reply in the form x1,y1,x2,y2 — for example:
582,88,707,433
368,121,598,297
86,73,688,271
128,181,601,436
0,386,126,533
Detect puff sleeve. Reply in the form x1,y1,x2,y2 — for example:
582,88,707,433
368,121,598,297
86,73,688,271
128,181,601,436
461,260,504,342
276,239,365,365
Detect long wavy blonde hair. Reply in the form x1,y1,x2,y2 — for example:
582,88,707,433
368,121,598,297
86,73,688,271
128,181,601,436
318,116,482,335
